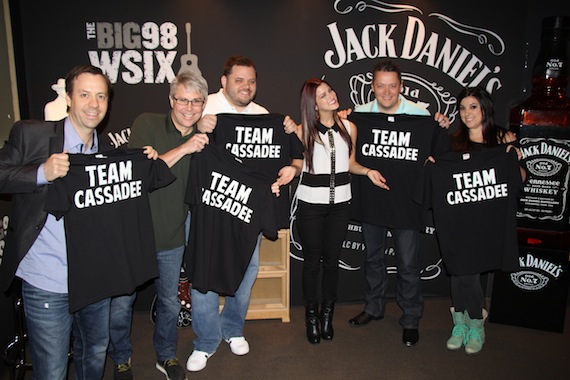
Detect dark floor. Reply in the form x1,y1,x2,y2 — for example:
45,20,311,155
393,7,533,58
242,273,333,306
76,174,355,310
3,297,568,379
97,298,569,380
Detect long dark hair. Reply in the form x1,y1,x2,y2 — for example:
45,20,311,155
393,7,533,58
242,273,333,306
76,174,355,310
451,86,503,152
300,78,352,173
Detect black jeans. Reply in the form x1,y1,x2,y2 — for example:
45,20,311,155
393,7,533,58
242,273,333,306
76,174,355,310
450,273,485,319
296,200,350,304
361,224,424,328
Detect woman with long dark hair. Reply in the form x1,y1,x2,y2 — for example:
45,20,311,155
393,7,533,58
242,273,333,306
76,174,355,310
295,78,388,344
444,86,524,355
451,87,510,151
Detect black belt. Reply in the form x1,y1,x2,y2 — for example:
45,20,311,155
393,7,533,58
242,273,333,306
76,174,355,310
300,172,350,187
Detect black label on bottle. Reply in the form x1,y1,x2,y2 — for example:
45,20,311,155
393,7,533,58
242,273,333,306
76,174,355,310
518,130,570,229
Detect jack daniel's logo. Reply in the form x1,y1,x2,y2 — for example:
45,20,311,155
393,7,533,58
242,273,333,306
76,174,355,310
517,136,570,223
510,253,564,291
526,158,561,177
520,139,570,164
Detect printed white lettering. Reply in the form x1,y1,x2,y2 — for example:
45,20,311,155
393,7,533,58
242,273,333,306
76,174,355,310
203,172,255,223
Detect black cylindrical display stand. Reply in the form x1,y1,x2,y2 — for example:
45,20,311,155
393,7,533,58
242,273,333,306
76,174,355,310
490,229,569,333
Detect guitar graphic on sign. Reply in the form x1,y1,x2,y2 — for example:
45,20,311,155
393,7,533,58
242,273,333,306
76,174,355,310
178,22,201,75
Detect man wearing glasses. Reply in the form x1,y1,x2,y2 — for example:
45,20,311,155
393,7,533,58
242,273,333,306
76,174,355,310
109,71,210,380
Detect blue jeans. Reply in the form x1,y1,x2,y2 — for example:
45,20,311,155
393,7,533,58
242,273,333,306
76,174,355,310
360,224,424,328
110,247,184,363
109,214,189,362
153,245,185,361
190,234,261,354
22,281,110,380
108,292,136,364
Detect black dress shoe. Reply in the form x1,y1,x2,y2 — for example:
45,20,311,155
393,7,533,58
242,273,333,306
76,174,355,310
402,328,419,347
348,311,383,326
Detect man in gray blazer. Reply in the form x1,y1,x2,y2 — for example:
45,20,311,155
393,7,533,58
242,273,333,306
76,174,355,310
0,64,113,380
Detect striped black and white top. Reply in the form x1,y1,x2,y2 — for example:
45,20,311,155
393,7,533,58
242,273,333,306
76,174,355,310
297,120,351,205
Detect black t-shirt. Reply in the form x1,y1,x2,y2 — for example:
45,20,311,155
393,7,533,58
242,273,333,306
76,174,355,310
212,113,304,228
185,143,279,295
45,148,175,312
348,112,448,229
424,146,523,275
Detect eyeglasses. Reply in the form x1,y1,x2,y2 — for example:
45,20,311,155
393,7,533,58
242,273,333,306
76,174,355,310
172,96,205,107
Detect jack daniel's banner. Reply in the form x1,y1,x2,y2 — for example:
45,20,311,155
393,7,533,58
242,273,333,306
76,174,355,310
516,129,570,230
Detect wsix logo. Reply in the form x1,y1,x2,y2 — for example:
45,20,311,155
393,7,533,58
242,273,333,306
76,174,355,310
86,21,193,84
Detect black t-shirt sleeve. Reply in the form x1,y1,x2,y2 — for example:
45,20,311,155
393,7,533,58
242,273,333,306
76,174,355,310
185,151,201,206
261,191,279,241
414,159,434,209
147,157,176,192
44,176,70,220
431,126,451,155
288,132,305,160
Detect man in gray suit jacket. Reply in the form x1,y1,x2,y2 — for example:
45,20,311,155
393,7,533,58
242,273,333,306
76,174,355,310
0,64,114,380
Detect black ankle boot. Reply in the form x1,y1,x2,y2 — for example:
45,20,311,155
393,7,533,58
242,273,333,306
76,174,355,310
321,300,335,340
305,302,320,344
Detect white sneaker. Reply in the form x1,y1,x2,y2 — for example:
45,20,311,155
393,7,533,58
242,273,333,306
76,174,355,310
225,337,250,355
186,350,211,372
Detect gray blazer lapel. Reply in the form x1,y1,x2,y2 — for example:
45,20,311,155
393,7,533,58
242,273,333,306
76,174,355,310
48,120,66,155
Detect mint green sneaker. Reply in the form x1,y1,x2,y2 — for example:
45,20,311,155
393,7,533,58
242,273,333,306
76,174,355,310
464,310,487,355
446,308,468,350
